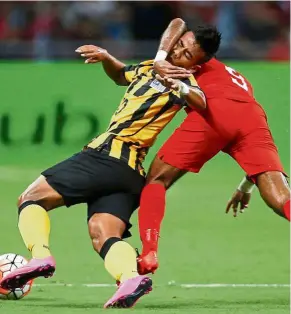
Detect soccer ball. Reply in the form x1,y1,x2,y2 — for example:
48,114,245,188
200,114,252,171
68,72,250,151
0,253,33,300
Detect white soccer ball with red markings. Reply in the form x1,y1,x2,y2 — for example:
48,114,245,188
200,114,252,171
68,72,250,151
0,253,33,300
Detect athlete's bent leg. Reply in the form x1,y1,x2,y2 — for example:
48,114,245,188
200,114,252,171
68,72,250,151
256,171,290,220
18,175,64,258
138,155,186,274
88,213,152,308
0,176,63,289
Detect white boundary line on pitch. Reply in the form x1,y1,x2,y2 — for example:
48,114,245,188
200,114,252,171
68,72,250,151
33,283,290,288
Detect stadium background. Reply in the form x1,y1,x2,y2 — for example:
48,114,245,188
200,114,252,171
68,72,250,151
0,1,290,314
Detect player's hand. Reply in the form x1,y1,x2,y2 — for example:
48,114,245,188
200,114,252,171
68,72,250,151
156,74,181,92
154,60,191,79
75,45,108,64
226,189,251,217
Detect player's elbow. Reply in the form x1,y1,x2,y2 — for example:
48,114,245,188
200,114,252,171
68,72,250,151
115,80,126,86
171,18,186,29
114,75,128,86
199,99,207,110
188,99,207,111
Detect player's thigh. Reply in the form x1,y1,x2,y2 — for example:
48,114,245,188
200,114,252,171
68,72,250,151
87,192,140,241
227,126,285,177
42,148,145,208
18,175,64,211
256,171,290,214
157,113,227,175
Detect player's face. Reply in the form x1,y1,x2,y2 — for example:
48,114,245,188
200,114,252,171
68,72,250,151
168,31,206,70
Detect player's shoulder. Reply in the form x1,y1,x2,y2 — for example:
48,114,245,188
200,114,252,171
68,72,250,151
134,60,154,75
139,60,154,67
197,58,228,79
205,58,225,70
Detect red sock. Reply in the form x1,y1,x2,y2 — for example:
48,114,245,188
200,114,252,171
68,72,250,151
138,183,166,255
283,199,290,221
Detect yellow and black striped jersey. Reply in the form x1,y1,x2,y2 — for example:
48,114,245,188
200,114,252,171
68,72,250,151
86,60,198,176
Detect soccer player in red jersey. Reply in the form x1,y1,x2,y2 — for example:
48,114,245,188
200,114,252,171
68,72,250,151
137,19,290,275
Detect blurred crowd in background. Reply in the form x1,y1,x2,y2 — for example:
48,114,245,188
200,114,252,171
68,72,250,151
0,1,289,61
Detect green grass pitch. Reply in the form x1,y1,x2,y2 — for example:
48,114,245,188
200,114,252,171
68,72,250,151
0,62,289,313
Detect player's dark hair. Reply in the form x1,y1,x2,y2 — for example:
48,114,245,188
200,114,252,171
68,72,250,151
193,25,222,62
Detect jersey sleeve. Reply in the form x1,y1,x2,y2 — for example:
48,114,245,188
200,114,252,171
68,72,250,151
122,64,139,84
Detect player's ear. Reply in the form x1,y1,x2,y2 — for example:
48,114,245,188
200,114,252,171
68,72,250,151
189,65,201,74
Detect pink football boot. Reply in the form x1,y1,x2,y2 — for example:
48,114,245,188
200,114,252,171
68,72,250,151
104,275,152,308
0,256,56,290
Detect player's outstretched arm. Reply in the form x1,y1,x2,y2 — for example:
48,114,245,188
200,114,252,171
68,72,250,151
156,74,206,110
226,176,255,217
154,18,191,79
75,45,128,86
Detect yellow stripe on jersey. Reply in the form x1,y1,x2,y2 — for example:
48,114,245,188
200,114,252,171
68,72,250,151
109,138,123,159
128,148,138,170
86,60,199,175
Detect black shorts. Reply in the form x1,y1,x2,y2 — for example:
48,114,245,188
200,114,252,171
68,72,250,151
42,148,145,238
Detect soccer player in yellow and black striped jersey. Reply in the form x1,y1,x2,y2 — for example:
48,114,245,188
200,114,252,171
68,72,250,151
85,58,204,176
1,26,218,309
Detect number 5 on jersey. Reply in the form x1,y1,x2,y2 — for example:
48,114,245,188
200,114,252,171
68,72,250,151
225,66,248,91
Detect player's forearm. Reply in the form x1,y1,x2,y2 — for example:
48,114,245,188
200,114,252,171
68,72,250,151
102,54,128,86
177,80,206,110
184,88,207,110
155,18,187,60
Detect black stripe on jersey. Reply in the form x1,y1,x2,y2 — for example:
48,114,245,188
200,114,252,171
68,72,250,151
123,65,136,73
148,97,175,125
109,92,161,135
125,97,175,138
120,142,130,163
126,64,153,93
103,136,114,153
127,78,141,93
171,94,185,107
134,82,152,97
136,63,153,75
182,78,192,86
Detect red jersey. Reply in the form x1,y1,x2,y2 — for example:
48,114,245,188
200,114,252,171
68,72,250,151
195,58,255,102
159,59,284,177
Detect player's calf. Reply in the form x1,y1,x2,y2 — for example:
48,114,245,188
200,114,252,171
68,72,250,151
88,213,141,282
138,156,186,274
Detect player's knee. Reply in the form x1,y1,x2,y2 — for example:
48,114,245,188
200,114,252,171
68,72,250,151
17,194,24,208
17,191,50,212
146,166,180,190
17,192,34,209
146,174,174,189
146,178,167,188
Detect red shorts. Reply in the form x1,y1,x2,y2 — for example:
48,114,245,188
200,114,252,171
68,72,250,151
158,98,285,177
